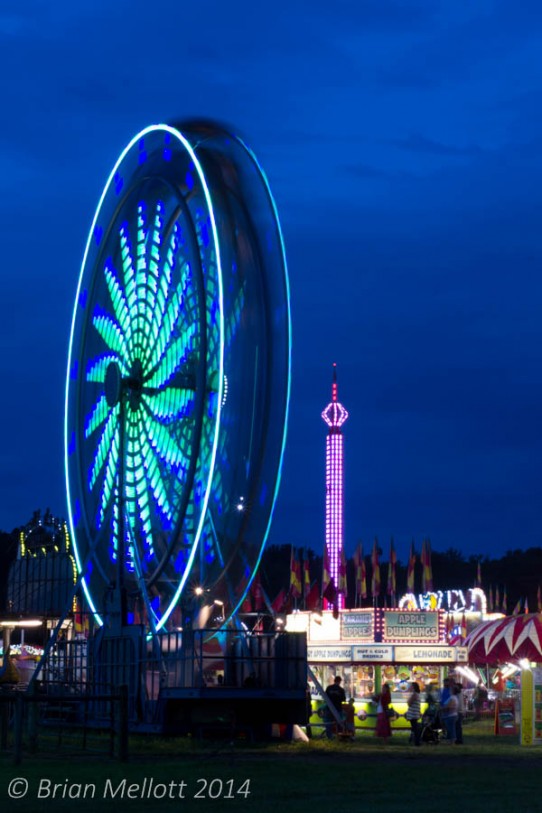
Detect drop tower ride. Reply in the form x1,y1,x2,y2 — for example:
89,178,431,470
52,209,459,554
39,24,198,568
321,363,348,609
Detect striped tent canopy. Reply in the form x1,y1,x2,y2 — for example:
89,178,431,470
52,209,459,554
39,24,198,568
466,614,542,663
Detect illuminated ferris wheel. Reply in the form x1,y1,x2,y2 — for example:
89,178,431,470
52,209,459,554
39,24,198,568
65,121,290,634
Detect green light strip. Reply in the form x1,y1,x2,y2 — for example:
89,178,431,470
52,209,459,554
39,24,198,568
89,408,118,490
86,353,120,383
92,312,129,359
120,224,137,355
141,204,163,364
145,388,191,421
146,326,195,390
98,434,119,529
104,261,130,340
85,393,109,439
144,411,186,470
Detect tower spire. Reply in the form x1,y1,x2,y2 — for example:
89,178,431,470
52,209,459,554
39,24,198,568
322,363,348,610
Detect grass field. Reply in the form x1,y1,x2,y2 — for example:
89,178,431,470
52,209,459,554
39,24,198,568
1,719,541,813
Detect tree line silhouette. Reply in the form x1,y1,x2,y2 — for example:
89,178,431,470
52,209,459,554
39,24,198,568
259,543,542,613
2,518,542,615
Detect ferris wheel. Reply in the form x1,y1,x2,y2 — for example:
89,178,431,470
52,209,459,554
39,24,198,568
65,121,290,634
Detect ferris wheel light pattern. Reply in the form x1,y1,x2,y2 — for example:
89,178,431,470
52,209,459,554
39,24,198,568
65,122,290,633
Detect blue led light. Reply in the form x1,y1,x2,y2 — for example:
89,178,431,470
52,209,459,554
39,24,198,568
114,172,123,195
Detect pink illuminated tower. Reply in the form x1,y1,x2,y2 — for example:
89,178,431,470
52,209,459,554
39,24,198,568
321,363,348,609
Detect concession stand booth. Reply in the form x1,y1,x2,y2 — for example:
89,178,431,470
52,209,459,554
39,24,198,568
287,588,488,732
466,613,542,745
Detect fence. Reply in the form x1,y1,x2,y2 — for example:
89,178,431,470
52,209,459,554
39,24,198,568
0,682,128,764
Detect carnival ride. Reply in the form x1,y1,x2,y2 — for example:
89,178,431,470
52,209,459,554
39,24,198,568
29,120,305,733
65,121,291,637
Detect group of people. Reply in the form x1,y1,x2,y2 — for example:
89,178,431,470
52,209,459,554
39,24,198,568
386,676,466,745
322,672,477,744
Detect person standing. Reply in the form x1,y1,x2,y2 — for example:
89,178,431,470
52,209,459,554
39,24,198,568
406,682,422,746
454,683,464,744
375,683,393,741
324,675,346,739
305,686,313,738
441,686,459,743
473,681,488,720
440,676,451,707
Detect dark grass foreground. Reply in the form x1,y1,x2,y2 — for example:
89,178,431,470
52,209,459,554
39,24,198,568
1,720,541,813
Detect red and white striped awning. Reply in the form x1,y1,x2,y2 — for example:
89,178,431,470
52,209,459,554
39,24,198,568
466,613,542,663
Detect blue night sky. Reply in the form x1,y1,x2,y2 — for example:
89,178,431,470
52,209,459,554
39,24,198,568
1,1,542,564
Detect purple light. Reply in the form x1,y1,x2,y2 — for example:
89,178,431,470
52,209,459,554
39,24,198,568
322,364,348,609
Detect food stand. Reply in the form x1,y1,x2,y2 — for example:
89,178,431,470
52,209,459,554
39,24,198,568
287,607,468,731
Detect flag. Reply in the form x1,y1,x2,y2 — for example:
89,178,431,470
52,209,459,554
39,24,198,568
387,537,397,601
271,588,287,613
322,545,337,605
353,543,367,603
303,553,311,602
241,590,253,614
476,560,482,588
306,582,320,611
512,598,522,616
461,611,467,641
354,544,362,603
407,540,416,593
538,585,542,613
488,584,494,613
338,547,348,599
371,538,380,599
289,546,302,599
421,538,433,593
354,543,367,601
502,587,508,614
524,597,529,615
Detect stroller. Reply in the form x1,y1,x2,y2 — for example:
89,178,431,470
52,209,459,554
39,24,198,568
420,702,442,744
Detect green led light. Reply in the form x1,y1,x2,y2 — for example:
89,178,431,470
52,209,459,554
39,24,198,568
146,388,190,421
104,262,130,335
85,394,109,438
86,354,119,383
89,409,118,489
93,312,128,358
146,328,195,390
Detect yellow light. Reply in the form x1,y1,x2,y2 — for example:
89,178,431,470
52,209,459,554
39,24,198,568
0,620,43,628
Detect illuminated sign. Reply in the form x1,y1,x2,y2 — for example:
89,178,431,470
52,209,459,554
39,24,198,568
341,611,373,640
307,645,352,662
382,611,439,642
395,646,468,663
398,588,487,614
307,643,468,664
352,645,393,662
